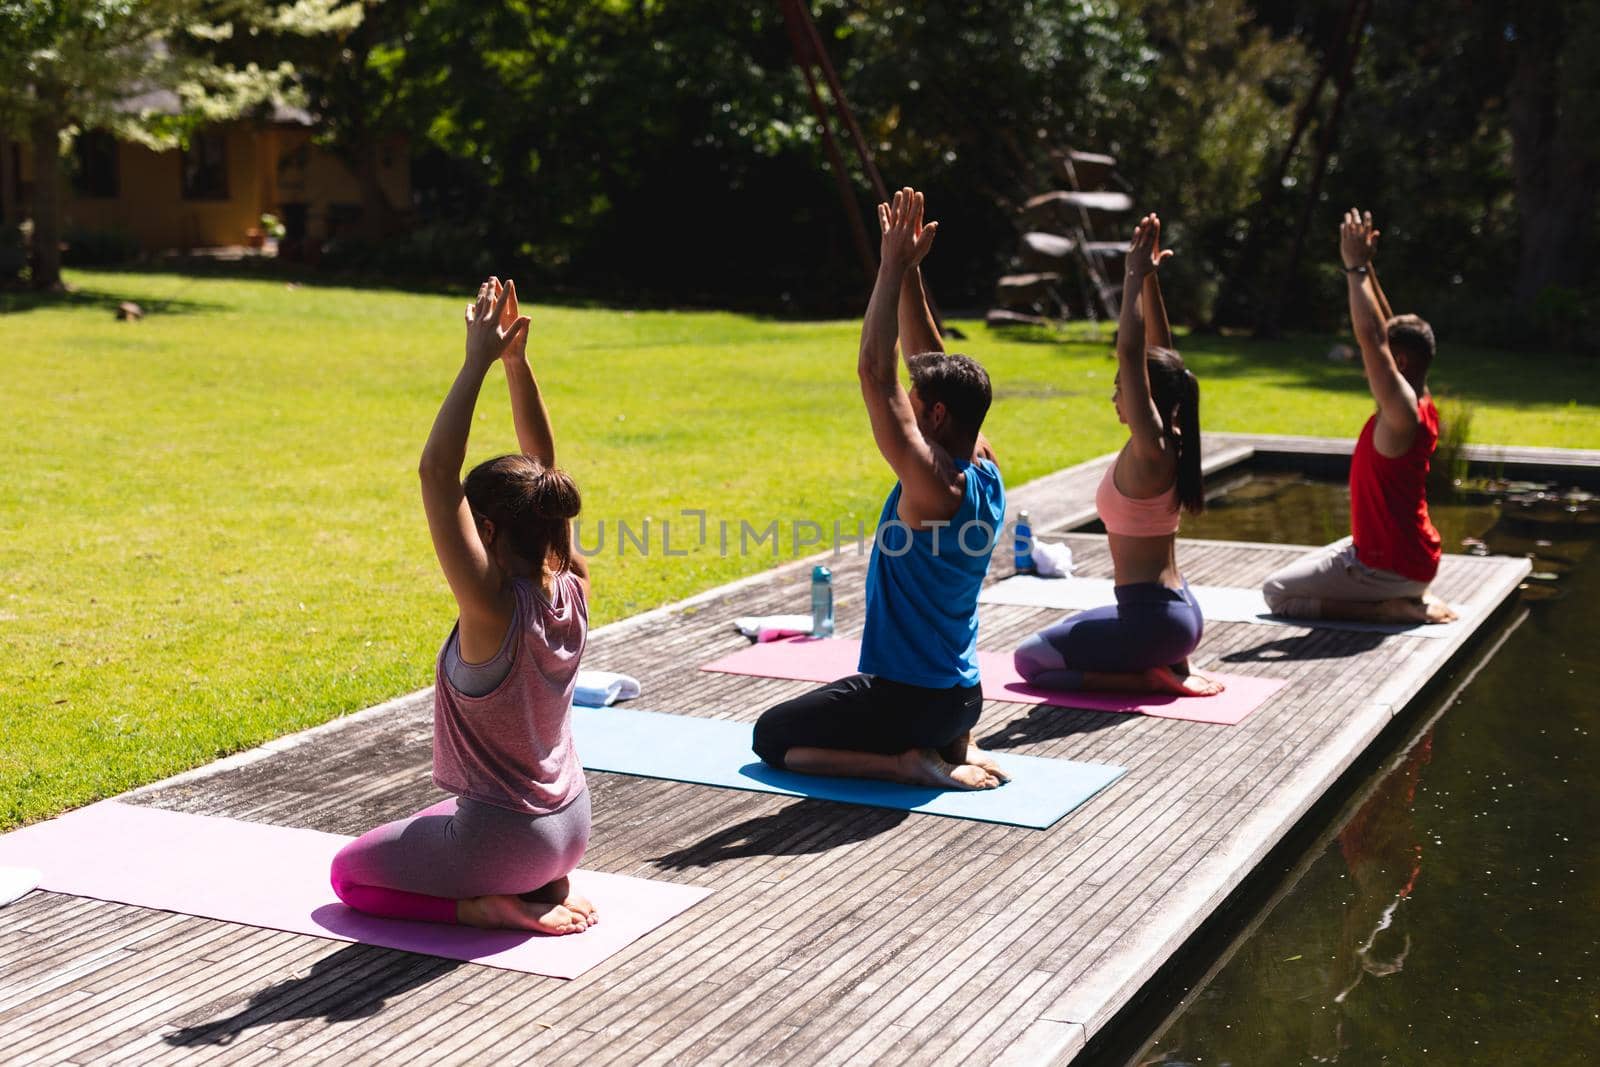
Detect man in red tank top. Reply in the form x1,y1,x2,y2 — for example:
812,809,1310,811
1261,209,1457,625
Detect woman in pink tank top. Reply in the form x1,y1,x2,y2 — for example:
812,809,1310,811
329,277,598,936
1013,215,1224,698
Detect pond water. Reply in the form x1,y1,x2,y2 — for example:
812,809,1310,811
1128,472,1600,1066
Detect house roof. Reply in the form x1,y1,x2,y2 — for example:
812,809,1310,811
116,88,314,127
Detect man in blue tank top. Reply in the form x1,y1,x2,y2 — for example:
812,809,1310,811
752,187,1008,790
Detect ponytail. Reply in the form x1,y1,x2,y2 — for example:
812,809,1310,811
1145,347,1205,515
1174,369,1203,514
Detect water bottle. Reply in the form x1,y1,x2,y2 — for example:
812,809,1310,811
810,565,835,637
1013,510,1035,574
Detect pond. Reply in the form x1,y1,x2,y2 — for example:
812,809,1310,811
1126,471,1599,1066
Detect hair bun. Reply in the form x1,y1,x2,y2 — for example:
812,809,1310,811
532,466,583,521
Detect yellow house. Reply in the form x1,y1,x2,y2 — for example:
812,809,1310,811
2,96,409,254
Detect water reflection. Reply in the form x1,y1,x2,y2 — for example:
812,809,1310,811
1132,474,1600,1067
1319,734,1430,1061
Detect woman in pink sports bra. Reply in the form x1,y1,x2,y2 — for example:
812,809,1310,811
329,276,599,935
1013,214,1224,697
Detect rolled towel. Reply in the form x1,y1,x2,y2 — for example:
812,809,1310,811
0,866,40,908
732,614,816,642
1032,540,1075,578
573,671,642,707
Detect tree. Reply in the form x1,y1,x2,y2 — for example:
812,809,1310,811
0,0,360,288
1505,2,1600,308
1120,0,1313,326
1224,1,1598,348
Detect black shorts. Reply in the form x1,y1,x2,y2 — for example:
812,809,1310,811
751,673,983,768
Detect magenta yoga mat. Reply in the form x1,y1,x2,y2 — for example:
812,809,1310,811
0,801,710,979
700,636,1286,726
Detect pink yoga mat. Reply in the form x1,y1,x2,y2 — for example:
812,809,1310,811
701,637,1286,726
0,801,709,979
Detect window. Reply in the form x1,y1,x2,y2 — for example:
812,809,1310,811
325,202,364,240
72,131,119,198
180,133,229,200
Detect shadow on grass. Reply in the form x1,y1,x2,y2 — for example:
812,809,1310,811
650,797,907,869
978,322,1118,347
46,259,845,319
163,942,458,1048
0,283,225,317
1181,331,1600,412
1179,333,1375,395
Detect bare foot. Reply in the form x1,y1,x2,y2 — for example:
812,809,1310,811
458,892,591,935
522,876,600,927
938,732,1011,783
1422,593,1458,624
521,899,590,935
965,745,1010,784
1375,596,1455,624
1142,665,1225,697
896,748,1000,791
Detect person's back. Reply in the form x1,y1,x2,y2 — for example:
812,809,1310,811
1348,387,1441,584
433,570,587,814
859,455,1004,688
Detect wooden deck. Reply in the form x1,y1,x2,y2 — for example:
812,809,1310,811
0,440,1536,1065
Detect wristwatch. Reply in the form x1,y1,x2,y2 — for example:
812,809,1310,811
1343,264,1369,274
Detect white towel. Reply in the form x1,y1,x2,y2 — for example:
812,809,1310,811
573,671,642,707
0,866,40,907
1031,540,1075,578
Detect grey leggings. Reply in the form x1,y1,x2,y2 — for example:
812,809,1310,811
330,789,591,923
1261,537,1430,617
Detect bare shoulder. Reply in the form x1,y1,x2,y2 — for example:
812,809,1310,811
562,556,592,604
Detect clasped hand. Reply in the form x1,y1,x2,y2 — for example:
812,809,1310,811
1340,208,1380,270
1126,213,1173,280
465,276,531,367
877,187,939,273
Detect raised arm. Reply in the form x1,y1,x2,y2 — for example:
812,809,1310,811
494,277,589,590
1357,210,1396,321
1142,232,1174,350
1340,208,1418,448
897,265,944,357
494,279,556,468
418,280,529,629
1115,214,1174,463
1367,264,1395,323
859,188,959,521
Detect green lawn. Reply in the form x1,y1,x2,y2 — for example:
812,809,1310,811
3,269,1596,828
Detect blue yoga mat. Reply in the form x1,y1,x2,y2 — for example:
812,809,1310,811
572,706,1125,829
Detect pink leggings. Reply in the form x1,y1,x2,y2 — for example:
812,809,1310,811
329,791,591,924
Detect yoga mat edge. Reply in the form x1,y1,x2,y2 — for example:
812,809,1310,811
0,802,709,979
573,706,1125,829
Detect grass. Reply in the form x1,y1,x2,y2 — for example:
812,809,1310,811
2,268,1596,828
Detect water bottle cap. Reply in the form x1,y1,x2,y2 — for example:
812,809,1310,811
812,565,831,580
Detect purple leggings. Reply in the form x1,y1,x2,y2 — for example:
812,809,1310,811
329,790,591,924
1013,580,1205,689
